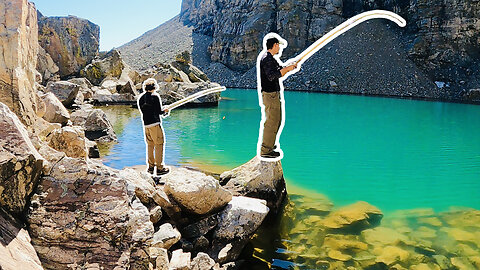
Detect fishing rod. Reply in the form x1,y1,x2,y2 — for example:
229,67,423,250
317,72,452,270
288,10,406,66
164,86,226,111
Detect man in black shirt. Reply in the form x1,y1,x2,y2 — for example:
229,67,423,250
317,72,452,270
138,78,170,176
257,35,298,159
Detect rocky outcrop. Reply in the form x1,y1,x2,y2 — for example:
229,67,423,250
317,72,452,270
81,49,126,86
0,209,43,270
220,156,286,214
163,167,232,215
0,0,40,127
27,157,154,269
38,13,100,78
0,103,43,216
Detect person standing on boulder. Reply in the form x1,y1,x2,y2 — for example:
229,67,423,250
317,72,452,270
138,78,170,176
257,33,299,160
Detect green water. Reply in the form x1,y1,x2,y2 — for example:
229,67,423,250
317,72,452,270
103,89,480,212
101,89,480,269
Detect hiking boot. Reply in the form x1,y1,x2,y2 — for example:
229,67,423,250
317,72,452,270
261,151,281,159
156,167,170,176
147,166,154,174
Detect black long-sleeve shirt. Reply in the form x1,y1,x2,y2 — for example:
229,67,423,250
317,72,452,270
260,52,282,92
137,91,165,127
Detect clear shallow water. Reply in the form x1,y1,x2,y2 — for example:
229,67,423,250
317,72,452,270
102,89,480,213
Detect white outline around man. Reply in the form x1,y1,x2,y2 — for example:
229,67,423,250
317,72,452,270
137,78,170,177
256,33,300,161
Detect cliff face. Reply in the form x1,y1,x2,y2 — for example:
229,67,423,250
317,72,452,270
38,14,99,78
0,0,40,126
178,0,480,101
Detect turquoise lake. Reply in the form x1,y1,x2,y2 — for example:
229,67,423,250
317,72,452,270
102,89,480,213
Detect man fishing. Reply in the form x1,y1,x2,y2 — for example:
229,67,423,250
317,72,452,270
138,78,170,176
257,34,299,160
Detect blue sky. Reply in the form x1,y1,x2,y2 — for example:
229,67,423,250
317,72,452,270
32,0,182,51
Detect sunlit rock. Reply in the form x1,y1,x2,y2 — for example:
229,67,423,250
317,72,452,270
152,223,181,250
45,81,80,107
47,125,88,158
0,103,43,215
0,0,40,127
0,209,43,270
41,92,70,125
164,167,232,215
220,156,286,213
169,249,191,270
70,107,117,142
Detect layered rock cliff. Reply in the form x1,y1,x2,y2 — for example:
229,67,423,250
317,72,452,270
120,0,480,102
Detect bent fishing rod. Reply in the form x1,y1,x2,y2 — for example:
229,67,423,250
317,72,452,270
164,86,226,111
287,10,406,67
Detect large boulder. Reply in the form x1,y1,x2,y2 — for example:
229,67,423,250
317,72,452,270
80,49,125,86
210,196,269,263
70,107,117,142
0,103,43,215
321,201,383,233
0,209,43,270
163,167,232,215
220,156,286,213
45,81,80,107
213,196,269,241
27,157,154,269
38,14,99,78
47,125,88,158
0,0,40,127
41,92,70,125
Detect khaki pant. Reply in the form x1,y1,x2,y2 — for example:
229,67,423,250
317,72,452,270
144,124,165,169
261,91,282,154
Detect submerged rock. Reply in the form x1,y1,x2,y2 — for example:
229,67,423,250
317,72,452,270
220,156,286,214
0,103,43,215
164,167,232,215
321,201,383,233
